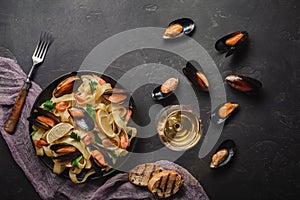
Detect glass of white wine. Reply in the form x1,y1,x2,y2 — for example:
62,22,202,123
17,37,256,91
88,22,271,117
156,105,203,151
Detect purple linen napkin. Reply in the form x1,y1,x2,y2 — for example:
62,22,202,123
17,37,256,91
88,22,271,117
0,57,209,200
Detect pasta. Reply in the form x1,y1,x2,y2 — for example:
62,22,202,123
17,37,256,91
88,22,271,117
29,74,137,183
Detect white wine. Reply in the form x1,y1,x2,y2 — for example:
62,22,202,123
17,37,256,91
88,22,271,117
157,105,202,151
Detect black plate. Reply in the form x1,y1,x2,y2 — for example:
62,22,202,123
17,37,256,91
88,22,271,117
29,71,136,181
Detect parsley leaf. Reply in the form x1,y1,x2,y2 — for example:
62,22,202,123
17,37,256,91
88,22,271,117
30,130,38,136
86,104,96,120
70,132,81,141
43,100,56,112
89,81,98,94
71,155,83,167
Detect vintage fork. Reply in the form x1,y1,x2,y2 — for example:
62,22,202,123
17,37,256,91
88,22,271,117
4,32,53,134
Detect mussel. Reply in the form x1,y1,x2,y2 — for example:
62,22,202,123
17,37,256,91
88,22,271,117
215,31,248,57
210,139,236,168
152,77,179,101
103,88,129,104
163,18,195,39
68,107,94,131
211,102,238,124
53,75,80,98
53,150,81,164
89,146,113,167
50,144,77,154
183,61,209,92
225,74,262,92
28,107,61,129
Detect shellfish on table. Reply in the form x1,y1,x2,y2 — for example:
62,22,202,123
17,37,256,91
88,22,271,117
210,139,236,168
215,31,248,57
211,102,239,124
152,77,179,101
182,61,209,92
225,74,262,92
163,18,195,39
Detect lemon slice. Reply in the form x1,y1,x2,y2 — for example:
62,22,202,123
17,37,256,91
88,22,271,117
46,123,73,143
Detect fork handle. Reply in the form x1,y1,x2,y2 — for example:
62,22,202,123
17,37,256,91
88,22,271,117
4,80,31,134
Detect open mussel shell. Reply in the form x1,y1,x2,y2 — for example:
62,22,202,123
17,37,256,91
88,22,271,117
163,18,195,39
27,107,61,129
89,145,113,167
210,139,236,169
53,75,81,98
225,74,262,92
183,61,209,92
152,77,179,101
215,31,248,57
211,102,238,124
68,107,94,131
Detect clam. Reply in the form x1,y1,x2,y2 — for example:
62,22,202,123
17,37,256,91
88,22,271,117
68,107,94,131
152,77,179,101
163,18,195,39
211,102,238,124
53,75,80,98
215,31,248,57
182,62,209,92
210,140,236,168
28,107,61,129
225,74,262,92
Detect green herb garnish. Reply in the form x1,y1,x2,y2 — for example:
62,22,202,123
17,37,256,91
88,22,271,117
30,130,38,136
86,104,96,120
89,81,98,94
107,149,118,161
94,133,102,144
70,132,81,141
71,155,83,167
43,100,56,112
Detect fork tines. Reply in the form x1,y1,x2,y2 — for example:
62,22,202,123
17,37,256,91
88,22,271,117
33,31,53,59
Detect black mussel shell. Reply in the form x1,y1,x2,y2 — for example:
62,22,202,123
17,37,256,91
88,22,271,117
152,78,179,101
210,139,236,168
68,107,94,131
163,18,195,39
183,62,209,92
211,102,238,124
53,75,81,98
89,145,113,167
225,74,262,92
215,31,248,57
27,107,61,129
53,150,81,163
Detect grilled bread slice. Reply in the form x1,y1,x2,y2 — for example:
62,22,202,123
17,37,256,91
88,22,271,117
147,170,184,198
129,163,163,186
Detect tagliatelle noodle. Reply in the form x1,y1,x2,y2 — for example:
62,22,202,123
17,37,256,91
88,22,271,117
30,74,137,183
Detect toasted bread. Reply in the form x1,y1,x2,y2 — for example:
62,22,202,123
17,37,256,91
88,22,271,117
147,170,184,198
129,163,163,186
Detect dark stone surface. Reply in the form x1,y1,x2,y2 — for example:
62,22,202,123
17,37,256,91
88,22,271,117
0,0,299,199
